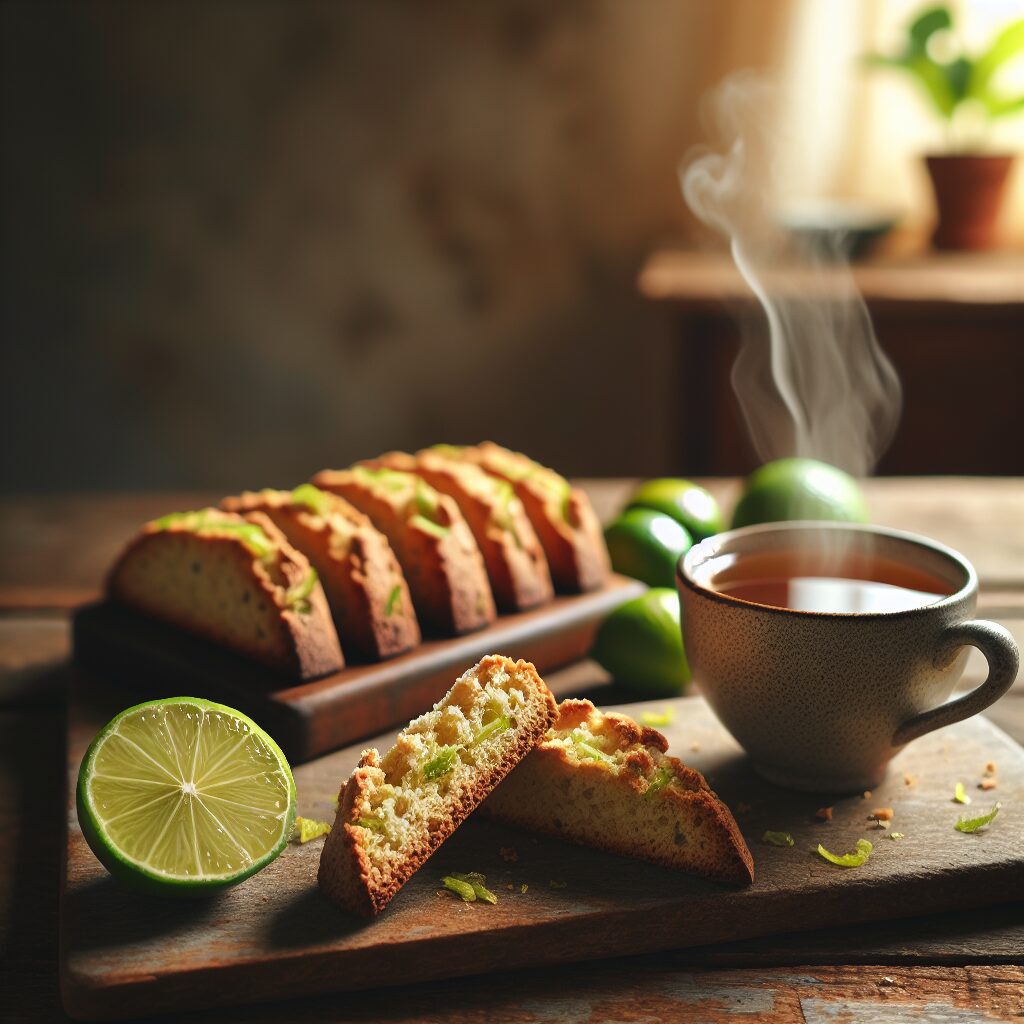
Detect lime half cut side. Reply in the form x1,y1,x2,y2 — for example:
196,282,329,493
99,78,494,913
76,697,296,895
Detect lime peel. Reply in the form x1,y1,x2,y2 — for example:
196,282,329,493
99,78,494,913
293,817,331,843
953,781,971,805
955,803,1001,833
640,707,675,727
817,838,873,867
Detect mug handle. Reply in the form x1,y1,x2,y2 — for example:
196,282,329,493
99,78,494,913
892,620,1019,748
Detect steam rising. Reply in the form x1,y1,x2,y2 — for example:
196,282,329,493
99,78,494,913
680,72,901,478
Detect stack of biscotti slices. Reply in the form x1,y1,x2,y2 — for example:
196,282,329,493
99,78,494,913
431,442,610,593
312,463,497,636
221,485,420,661
319,654,558,915
483,698,755,885
364,450,554,612
318,661,754,917
107,508,345,678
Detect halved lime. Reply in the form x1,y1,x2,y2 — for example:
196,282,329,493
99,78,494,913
76,697,296,895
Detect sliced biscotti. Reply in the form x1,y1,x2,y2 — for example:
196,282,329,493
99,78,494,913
318,655,558,915
107,508,344,678
221,485,420,661
440,442,609,593
483,699,754,885
311,465,496,636
366,450,554,613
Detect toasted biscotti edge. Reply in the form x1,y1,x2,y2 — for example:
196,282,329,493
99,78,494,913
318,656,557,915
107,510,345,679
482,699,754,886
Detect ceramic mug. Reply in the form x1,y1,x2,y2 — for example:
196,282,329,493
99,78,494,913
677,522,1020,792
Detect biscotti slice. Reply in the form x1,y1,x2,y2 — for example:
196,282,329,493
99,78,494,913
483,699,754,885
311,465,496,636
108,508,344,678
439,442,609,593
366,450,554,613
221,485,420,661
318,655,558,915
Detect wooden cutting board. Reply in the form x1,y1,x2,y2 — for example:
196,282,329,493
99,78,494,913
60,682,1024,1021
71,575,644,763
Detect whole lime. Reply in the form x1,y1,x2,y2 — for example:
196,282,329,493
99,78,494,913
604,508,692,588
591,588,690,697
626,478,723,541
731,458,868,529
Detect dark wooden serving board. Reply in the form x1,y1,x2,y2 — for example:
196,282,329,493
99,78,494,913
61,685,1024,1022
71,575,644,762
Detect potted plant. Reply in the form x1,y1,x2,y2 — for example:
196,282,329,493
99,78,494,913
866,5,1024,250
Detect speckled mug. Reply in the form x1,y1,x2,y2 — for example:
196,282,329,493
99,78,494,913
677,522,1019,792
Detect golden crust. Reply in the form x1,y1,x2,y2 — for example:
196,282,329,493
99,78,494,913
318,656,557,916
459,442,610,593
312,467,496,636
367,450,554,613
108,510,344,678
222,490,420,661
483,699,754,886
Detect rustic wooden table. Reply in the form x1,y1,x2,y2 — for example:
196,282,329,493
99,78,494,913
2,480,1023,1022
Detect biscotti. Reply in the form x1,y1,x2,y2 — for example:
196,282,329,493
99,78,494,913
108,508,344,679
318,655,558,915
483,699,754,885
311,465,496,636
438,442,609,593
365,450,554,613
221,485,420,661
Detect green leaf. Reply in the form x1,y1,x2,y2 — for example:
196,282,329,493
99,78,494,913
955,802,1001,833
988,94,1024,119
422,746,459,781
909,6,952,54
817,838,873,867
970,18,1024,101
762,831,795,848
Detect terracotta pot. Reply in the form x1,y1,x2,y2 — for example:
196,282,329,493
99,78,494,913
924,153,1015,251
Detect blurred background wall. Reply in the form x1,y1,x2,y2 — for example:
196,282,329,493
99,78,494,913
1,0,790,492
2,0,1022,492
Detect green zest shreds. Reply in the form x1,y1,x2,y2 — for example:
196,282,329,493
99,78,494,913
291,483,329,515
471,715,511,746
762,831,795,847
410,514,450,539
384,584,402,616
954,781,971,805
817,838,873,867
422,746,459,781
955,802,1001,833
153,511,276,559
889,832,906,841
640,707,676,727
442,872,498,904
570,730,613,764
645,766,674,798
292,817,331,843
284,568,318,613
355,816,386,833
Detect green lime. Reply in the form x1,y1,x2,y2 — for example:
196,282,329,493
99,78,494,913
591,588,691,698
626,478,723,541
76,697,296,896
731,458,868,529
604,509,692,588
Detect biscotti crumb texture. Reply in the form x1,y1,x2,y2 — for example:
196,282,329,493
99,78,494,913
221,486,420,661
107,508,344,678
483,699,754,885
318,655,557,915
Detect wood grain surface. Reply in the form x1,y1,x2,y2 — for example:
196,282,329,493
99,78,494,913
60,681,1024,1021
